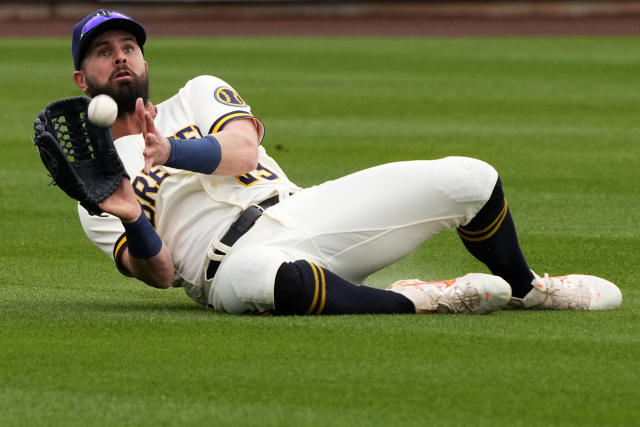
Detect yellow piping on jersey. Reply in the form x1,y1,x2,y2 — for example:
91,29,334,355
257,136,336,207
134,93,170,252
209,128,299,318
113,233,128,261
209,111,253,134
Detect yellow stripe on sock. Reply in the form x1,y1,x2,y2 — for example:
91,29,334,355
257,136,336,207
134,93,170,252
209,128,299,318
305,262,320,314
315,264,327,315
457,199,508,242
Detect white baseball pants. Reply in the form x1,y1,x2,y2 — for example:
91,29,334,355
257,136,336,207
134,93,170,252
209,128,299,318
208,156,498,313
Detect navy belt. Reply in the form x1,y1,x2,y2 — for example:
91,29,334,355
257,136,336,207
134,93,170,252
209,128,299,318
206,195,280,280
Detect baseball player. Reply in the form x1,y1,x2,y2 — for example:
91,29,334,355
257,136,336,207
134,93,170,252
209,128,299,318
68,9,621,315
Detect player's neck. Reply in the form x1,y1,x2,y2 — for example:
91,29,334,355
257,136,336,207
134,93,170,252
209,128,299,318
112,113,142,139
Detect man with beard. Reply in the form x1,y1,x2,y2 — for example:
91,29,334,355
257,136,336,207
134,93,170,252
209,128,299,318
69,9,621,315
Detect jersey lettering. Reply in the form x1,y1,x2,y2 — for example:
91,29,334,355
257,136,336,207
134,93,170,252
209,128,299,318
141,204,156,228
236,163,280,186
132,176,158,206
132,167,172,227
172,125,202,140
148,168,171,186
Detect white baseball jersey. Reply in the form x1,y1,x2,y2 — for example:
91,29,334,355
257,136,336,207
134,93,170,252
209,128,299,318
79,75,301,303
80,75,499,314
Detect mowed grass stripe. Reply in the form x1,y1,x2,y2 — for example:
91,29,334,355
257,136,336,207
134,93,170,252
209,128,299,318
1,36,639,426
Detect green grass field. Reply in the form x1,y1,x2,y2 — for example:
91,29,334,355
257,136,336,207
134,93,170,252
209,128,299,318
1,36,639,426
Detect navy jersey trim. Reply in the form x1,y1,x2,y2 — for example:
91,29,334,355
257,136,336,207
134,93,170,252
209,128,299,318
208,110,254,135
113,232,133,277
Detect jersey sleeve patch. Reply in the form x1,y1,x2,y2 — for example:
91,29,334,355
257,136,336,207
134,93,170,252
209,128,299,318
214,86,247,107
208,110,254,134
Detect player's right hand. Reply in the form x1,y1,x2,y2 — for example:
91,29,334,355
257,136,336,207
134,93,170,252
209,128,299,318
135,97,170,174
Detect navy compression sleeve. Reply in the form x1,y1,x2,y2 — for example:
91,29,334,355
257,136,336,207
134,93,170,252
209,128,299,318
165,135,222,174
122,211,163,259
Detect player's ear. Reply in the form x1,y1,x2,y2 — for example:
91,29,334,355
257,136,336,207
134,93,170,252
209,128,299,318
73,71,89,93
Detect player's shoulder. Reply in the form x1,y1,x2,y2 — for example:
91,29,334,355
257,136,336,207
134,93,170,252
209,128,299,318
183,75,233,92
179,75,250,110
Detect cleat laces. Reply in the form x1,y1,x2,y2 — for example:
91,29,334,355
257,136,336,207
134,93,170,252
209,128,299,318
439,285,481,314
529,273,591,310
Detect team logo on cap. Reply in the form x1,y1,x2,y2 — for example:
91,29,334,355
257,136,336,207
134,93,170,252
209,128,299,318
214,87,246,107
81,10,129,39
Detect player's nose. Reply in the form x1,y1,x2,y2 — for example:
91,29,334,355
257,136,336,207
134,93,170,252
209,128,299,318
114,48,127,65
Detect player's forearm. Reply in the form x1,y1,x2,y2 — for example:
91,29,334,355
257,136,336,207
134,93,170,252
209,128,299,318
119,210,175,289
125,246,175,289
214,131,259,175
213,118,260,175
161,117,259,176
164,132,258,176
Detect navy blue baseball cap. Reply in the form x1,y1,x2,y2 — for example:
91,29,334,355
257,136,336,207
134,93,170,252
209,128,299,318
72,9,146,70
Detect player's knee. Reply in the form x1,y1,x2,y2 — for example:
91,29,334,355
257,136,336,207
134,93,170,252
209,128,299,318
452,156,497,186
274,261,306,315
217,245,291,310
274,260,334,315
461,176,506,231
441,156,499,203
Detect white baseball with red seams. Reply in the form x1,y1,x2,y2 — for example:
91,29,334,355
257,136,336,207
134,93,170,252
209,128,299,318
88,94,118,127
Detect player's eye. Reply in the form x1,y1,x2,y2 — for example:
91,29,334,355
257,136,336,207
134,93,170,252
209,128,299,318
97,49,110,57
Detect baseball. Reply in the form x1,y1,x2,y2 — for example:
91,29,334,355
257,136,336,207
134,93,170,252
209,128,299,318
88,94,118,127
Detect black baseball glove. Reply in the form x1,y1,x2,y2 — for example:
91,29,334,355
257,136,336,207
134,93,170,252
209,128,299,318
32,96,129,216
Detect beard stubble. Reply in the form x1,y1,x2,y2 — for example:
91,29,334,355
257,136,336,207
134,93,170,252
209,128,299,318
84,69,149,118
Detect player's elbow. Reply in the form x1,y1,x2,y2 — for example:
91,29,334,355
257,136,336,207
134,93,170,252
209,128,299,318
215,132,259,175
126,248,176,289
149,262,176,289
235,137,260,174
138,267,175,289
146,276,173,289
242,146,259,173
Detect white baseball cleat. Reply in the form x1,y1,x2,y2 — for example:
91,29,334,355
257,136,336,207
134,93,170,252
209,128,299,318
388,273,512,314
508,272,622,310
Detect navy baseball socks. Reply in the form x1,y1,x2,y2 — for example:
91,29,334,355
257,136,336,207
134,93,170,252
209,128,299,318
457,177,622,310
457,177,534,298
273,177,622,313
273,260,415,315
273,260,511,315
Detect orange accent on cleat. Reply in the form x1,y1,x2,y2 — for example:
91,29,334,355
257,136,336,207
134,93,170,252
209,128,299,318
388,273,511,314
508,272,622,310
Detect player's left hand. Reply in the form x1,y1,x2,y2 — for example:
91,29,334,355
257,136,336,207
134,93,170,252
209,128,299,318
136,97,170,173
98,177,143,223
